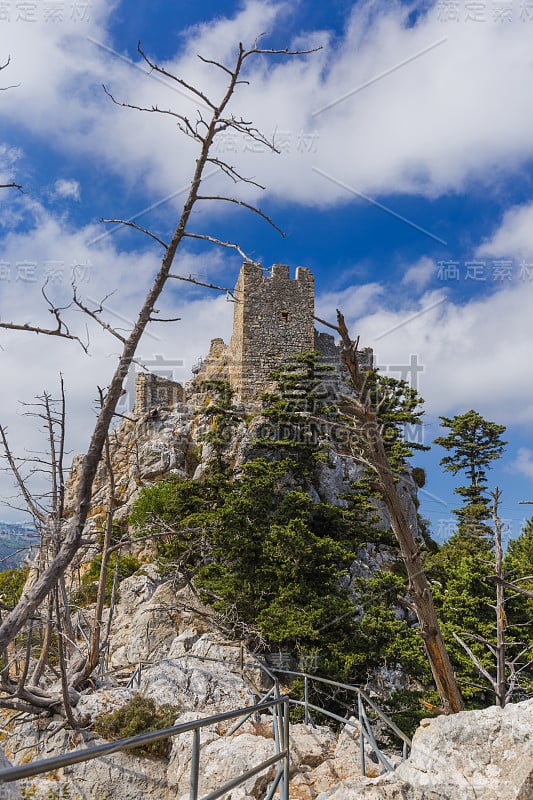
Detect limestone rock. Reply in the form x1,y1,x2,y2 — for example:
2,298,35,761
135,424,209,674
289,723,336,769
139,652,254,713
109,572,180,667
167,725,277,800
334,717,391,779
59,747,172,800
76,686,134,718
317,699,533,800
0,746,21,799
393,699,533,800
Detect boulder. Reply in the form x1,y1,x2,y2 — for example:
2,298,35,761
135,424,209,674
334,717,392,779
393,699,533,800
109,572,179,667
59,747,172,800
167,721,277,800
316,699,533,800
290,723,336,770
139,653,254,712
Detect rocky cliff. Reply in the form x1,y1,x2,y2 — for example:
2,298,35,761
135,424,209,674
1,569,531,800
64,361,422,546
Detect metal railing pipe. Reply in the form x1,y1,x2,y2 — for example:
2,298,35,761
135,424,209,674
189,728,200,800
358,693,365,777
281,698,290,800
270,668,412,748
201,750,288,800
358,688,412,748
264,767,283,800
289,699,393,773
0,696,288,785
227,685,275,735
359,700,393,772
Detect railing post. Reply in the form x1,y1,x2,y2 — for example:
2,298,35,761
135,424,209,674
189,728,200,800
239,642,244,680
304,675,309,725
358,693,365,777
281,698,290,800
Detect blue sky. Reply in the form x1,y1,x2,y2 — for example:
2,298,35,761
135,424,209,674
1,0,533,544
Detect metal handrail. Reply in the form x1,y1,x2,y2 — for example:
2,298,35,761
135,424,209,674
125,647,280,696
270,668,411,748
123,651,411,773
0,696,291,800
269,667,411,776
290,698,392,772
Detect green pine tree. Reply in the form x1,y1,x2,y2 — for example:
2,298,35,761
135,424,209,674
502,518,533,697
434,410,507,539
427,530,496,706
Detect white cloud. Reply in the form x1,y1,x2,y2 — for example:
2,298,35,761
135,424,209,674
510,448,533,482
53,179,80,201
3,1,533,210
477,202,533,259
0,198,235,519
317,277,533,425
0,143,22,187
315,281,384,323
402,257,435,290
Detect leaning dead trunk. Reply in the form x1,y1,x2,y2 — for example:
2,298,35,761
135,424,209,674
332,310,464,714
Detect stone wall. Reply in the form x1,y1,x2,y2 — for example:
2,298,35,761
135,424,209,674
134,373,184,416
228,262,315,404
133,263,371,411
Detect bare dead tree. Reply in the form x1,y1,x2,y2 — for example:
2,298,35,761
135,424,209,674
315,311,464,714
82,404,121,683
454,488,533,706
0,381,89,715
0,286,87,348
0,40,319,689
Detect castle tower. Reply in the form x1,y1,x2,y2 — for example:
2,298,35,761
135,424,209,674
228,262,315,404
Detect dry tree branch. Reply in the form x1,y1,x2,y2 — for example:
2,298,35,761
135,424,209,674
206,156,266,189
137,42,216,110
72,288,127,344
0,55,20,92
183,231,255,261
485,575,533,600
453,631,495,686
197,195,285,235
244,43,323,59
0,37,317,680
0,285,88,350
168,272,239,300
99,218,169,249
149,311,181,323
54,588,77,727
214,116,279,152
0,426,47,523
0,318,85,348
102,86,203,143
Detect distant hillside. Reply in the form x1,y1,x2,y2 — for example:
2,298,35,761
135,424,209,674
0,522,37,569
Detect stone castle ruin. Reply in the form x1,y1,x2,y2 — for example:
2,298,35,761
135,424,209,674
134,261,373,414
133,373,185,416
227,263,315,403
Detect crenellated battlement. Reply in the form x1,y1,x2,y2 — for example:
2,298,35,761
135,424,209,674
228,262,315,403
133,261,372,413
